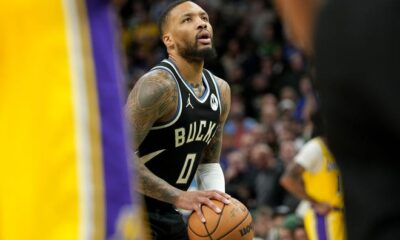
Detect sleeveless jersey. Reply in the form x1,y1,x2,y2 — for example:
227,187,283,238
301,138,345,240
137,59,222,210
302,138,343,208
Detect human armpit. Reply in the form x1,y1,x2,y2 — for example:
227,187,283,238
125,70,178,149
201,79,231,164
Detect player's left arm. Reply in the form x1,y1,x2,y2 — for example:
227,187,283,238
196,77,231,192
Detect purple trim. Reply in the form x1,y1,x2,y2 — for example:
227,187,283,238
316,213,328,240
85,0,133,238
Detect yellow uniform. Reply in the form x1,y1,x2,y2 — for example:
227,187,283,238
295,137,345,240
0,1,145,240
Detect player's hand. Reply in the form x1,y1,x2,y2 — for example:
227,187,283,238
312,202,332,215
174,190,231,223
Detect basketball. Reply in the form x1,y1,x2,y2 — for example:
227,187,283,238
187,197,254,240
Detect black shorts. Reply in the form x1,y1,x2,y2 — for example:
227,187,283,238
147,208,189,240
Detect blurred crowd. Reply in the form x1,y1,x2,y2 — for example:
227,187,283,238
119,0,318,239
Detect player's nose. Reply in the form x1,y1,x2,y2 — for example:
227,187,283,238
196,18,207,29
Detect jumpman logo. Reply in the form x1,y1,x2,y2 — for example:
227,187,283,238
186,94,194,109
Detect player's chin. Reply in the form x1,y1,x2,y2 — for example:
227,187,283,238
195,46,217,60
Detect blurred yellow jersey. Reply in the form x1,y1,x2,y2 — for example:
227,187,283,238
0,1,146,240
297,137,343,208
296,137,345,240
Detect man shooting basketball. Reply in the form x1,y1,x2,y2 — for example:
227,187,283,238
125,1,231,239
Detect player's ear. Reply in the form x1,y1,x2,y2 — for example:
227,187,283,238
162,33,174,49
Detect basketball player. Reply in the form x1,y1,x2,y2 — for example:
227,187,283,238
280,113,345,240
125,1,231,239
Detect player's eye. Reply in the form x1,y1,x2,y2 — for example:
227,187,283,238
182,18,191,23
202,16,209,22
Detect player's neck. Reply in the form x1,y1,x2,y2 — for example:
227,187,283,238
169,55,204,85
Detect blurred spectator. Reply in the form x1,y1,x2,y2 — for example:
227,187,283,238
278,99,296,121
262,93,278,107
272,205,291,229
278,141,301,212
260,104,278,129
278,214,307,240
225,150,254,206
294,75,317,123
278,140,297,167
221,38,245,82
282,214,303,232
279,85,298,103
253,206,274,240
294,227,308,240
250,123,269,145
257,23,281,57
250,143,285,207
224,97,257,148
278,227,294,240
238,132,257,159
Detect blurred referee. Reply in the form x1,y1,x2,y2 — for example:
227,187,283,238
276,0,400,239
315,0,400,239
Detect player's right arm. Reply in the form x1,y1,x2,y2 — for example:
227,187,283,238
125,70,229,222
280,162,332,215
280,140,333,215
125,69,181,203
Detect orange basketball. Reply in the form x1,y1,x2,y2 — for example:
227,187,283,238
187,197,254,240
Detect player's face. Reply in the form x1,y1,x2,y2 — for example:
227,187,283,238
167,2,216,60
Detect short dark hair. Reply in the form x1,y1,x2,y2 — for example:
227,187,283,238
158,0,191,36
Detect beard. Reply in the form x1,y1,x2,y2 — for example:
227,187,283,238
177,38,217,61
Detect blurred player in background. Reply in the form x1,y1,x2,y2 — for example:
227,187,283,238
315,0,400,239
0,0,145,239
125,0,231,239
276,0,400,239
281,112,345,240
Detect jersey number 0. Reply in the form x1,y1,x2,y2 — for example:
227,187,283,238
176,153,196,184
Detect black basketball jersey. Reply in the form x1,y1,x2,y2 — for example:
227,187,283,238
137,59,222,210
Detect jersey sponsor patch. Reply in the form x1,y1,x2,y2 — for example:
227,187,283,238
210,93,218,111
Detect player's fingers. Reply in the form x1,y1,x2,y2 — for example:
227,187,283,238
207,191,231,204
194,204,206,223
214,190,231,201
202,198,222,214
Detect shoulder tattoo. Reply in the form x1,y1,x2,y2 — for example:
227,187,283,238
125,70,178,148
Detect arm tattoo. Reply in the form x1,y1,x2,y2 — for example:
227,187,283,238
202,78,231,164
125,70,181,204
125,70,177,149
134,158,180,204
